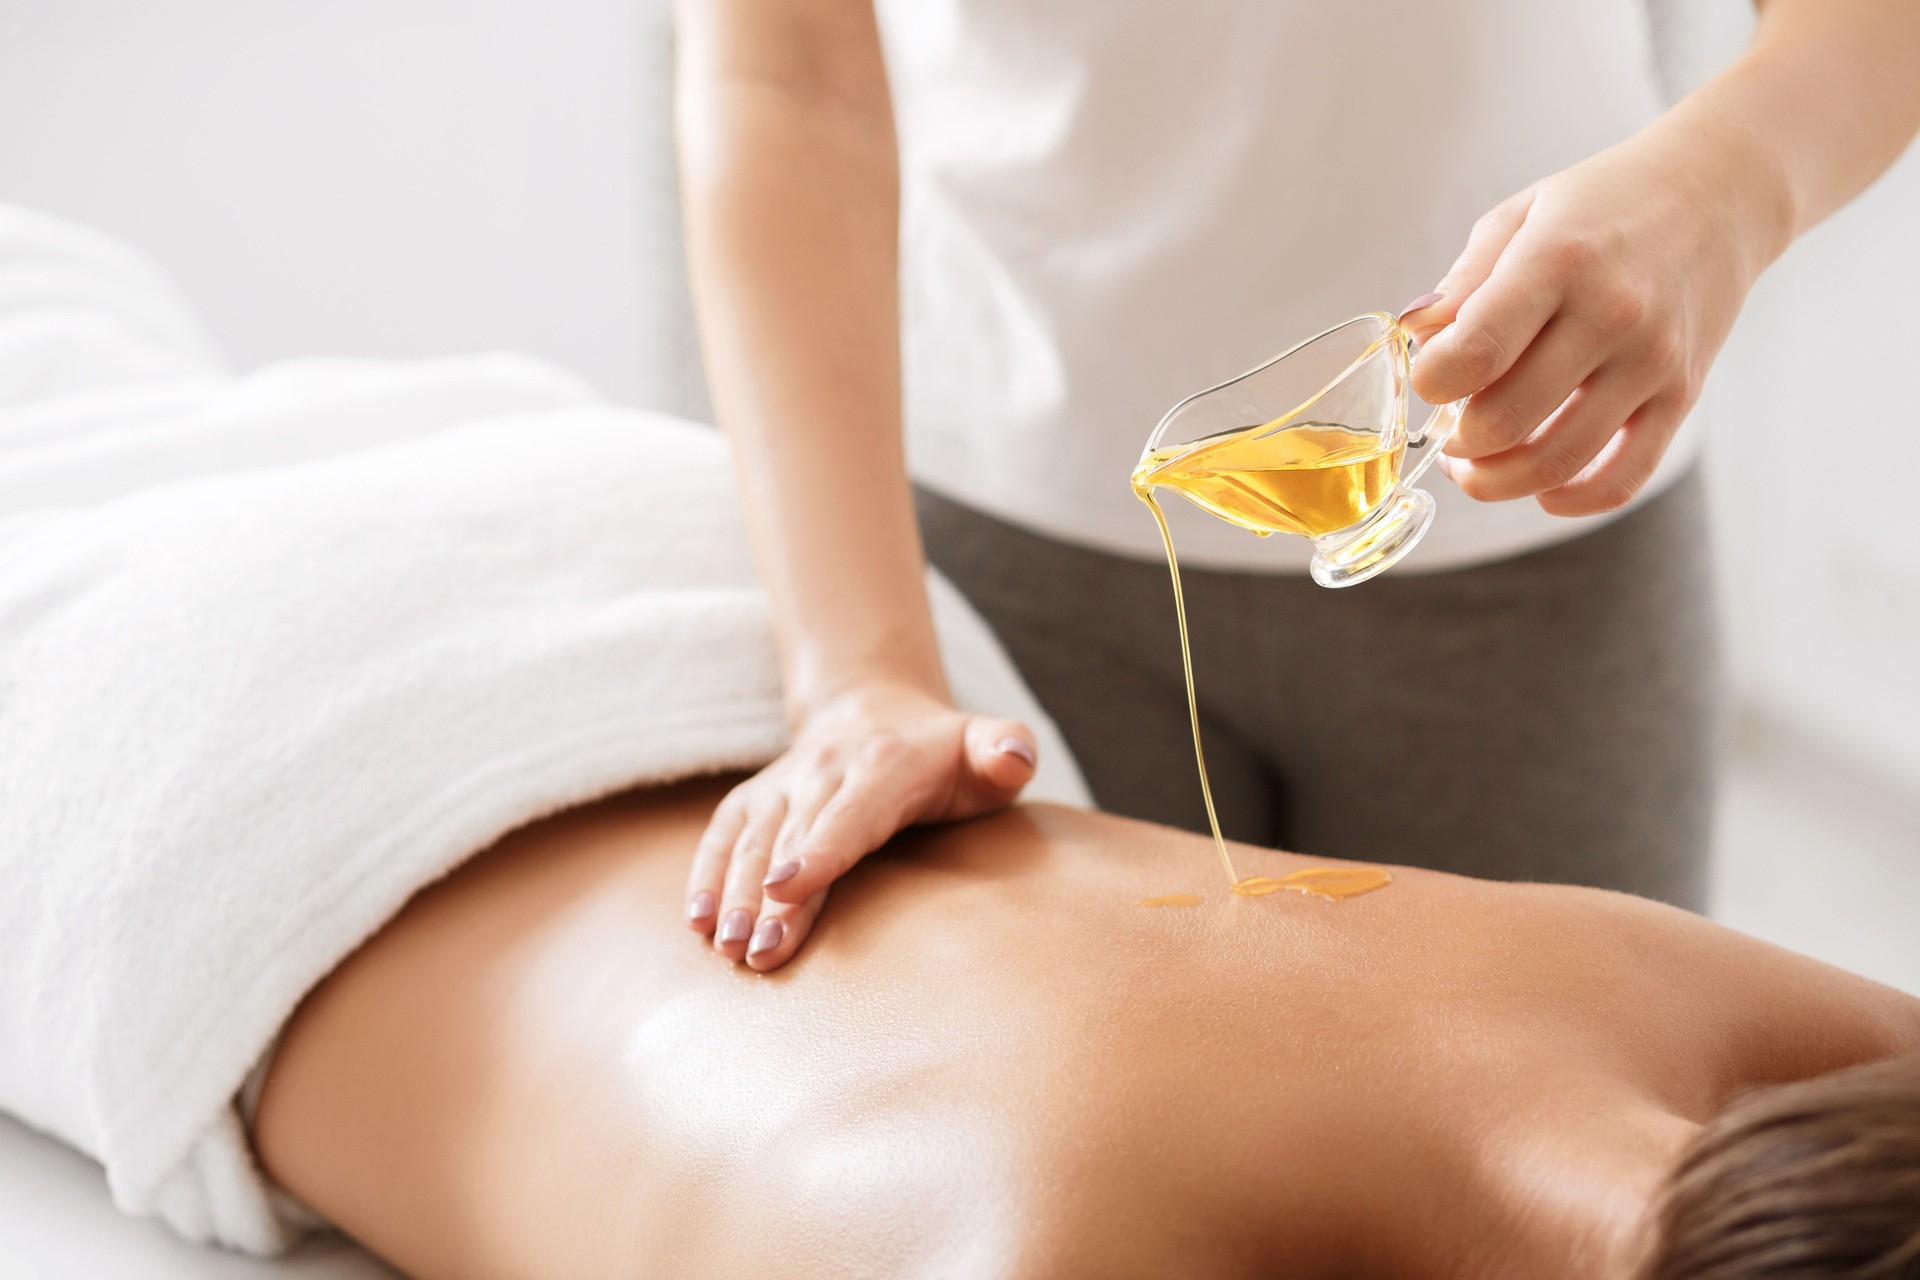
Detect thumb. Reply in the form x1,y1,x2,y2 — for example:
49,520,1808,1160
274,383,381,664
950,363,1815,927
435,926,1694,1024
1402,188,1535,352
960,717,1038,808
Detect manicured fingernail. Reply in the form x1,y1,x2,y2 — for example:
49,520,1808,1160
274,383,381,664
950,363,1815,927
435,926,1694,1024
996,736,1036,766
717,909,752,945
764,859,801,888
748,918,785,956
687,889,715,922
1399,291,1444,318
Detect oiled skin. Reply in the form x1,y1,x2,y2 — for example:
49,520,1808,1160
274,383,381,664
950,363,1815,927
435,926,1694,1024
253,781,1920,1280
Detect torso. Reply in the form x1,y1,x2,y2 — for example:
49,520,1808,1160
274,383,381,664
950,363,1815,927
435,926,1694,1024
256,781,1920,1279
872,0,1705,573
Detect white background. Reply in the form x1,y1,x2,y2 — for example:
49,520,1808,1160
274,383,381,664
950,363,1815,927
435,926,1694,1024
1,0,1916,1269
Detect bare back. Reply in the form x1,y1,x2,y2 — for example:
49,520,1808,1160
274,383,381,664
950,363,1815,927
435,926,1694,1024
253,782,1920,1280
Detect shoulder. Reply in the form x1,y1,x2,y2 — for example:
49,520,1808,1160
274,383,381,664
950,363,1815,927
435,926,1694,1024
1520,882,1920,1110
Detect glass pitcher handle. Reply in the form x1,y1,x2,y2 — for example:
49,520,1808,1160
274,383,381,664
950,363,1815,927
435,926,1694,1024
1398,325,1465,490
1401,397,1464,489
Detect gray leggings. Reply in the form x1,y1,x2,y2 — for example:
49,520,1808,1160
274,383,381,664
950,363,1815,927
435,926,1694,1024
919,470,1718,910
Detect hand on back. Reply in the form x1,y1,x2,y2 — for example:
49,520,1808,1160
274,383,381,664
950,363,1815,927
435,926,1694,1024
685,680,1038,971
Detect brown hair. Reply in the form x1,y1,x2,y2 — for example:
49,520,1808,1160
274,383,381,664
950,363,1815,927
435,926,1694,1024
1644,1055,1920,1279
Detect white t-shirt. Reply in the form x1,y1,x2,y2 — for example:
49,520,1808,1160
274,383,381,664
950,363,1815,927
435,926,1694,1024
875,0,1702,572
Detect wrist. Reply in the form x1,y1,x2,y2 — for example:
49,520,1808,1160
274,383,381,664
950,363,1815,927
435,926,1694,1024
785,656,950,730
1659,49,1814,275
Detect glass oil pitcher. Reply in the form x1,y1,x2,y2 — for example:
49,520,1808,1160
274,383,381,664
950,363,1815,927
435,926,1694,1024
1132,313,1463,587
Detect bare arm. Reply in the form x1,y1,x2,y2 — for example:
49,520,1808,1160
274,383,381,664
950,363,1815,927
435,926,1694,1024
1720,0,1920,241
677,0,935,712
1405,0,1920,513
673,0,1036,970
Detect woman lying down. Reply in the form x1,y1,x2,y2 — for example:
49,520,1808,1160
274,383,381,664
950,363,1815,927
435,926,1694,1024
2,207,1917,1280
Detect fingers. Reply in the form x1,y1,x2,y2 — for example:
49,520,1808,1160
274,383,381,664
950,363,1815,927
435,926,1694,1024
1535,391,1688,517
1401,190,1533,344
688,776,838,971
744,890,830,973
713,793,785,962
1444,315,1608,461
685,791,747,934
960,717,1037,807
1413,226,1570,408
769,758,845,881
758,715,1038,907
760,735,915,905
1442,364,1649,504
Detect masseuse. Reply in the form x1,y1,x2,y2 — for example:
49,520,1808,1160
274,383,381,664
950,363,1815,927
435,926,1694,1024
673,0,1920,966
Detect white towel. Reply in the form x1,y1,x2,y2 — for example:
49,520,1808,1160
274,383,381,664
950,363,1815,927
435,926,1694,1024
0,207,1089,1255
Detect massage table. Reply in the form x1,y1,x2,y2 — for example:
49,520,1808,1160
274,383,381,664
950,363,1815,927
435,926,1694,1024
0,1114,395,1277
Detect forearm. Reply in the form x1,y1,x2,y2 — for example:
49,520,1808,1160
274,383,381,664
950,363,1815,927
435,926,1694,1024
675,4,944,718
1658,0,1920,268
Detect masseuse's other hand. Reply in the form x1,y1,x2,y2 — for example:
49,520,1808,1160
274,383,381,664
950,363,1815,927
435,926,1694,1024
685,681,1037,971
1402,121,1780,515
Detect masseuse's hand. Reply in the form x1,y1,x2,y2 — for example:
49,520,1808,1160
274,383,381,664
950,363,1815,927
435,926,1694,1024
686,680,1037,971
1401,117,1782,516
